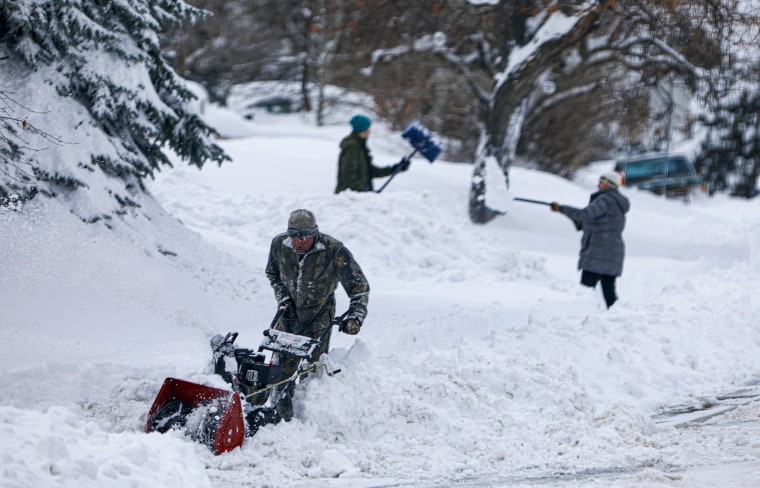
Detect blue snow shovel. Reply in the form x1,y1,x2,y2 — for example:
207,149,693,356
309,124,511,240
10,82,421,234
376,120,444,193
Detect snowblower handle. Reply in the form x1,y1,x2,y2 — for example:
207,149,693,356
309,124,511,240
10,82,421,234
270,307,287,329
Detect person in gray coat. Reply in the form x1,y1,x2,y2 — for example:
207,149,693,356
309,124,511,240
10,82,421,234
265,208,370,420
551,171,630,308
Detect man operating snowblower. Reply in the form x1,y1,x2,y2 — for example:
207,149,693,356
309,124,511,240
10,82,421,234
265,208,370,421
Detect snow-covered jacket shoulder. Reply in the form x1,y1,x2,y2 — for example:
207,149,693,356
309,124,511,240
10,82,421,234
265,232,369,329
559,189,630,276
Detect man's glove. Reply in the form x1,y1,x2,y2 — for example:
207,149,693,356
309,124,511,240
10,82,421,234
550,202,561,212
341,319,361,335
394,157,410,173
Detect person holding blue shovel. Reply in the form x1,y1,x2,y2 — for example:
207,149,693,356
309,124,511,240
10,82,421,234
335,115,410,193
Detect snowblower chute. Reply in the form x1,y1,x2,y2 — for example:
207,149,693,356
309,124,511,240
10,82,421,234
146,377,245,455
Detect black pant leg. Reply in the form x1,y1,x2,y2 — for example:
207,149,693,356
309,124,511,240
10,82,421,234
600,274,617,308
580,270,601,288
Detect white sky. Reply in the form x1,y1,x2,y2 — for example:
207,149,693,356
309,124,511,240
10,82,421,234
2,97,760,487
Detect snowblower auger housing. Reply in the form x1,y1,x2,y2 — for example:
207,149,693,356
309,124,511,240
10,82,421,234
146,377,245,455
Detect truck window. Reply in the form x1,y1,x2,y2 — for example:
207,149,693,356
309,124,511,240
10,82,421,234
618,156,694,183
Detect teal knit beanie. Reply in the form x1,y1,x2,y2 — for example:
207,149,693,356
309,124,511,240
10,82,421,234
350,115,371,133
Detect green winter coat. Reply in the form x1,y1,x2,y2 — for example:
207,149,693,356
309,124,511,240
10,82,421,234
335,132,395,193
265,232,370,347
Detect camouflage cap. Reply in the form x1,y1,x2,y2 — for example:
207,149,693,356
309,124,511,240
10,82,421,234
287,209,319,238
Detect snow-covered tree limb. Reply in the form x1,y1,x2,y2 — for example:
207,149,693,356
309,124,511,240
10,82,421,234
0,0,229,222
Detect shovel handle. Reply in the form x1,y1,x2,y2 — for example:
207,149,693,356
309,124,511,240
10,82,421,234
513,197,552,206
376,148,419,193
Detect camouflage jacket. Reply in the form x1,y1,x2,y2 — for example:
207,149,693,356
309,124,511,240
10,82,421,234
265,232,370,335
334,132,395,193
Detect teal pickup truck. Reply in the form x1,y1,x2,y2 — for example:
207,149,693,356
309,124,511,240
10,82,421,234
614,153,703,198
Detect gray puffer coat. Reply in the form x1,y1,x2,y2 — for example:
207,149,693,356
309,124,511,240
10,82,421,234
559,189,630,276
265,232,369,338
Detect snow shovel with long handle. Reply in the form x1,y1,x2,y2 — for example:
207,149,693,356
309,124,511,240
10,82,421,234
376,120,444,193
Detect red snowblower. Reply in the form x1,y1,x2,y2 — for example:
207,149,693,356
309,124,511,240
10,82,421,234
146,309,341,454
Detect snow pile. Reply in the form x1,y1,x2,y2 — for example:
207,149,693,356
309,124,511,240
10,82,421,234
2,105,760,487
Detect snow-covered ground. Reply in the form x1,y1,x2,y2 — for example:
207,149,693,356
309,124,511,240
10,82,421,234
2,105,760,488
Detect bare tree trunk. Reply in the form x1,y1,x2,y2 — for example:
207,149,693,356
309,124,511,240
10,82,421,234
469,2,612,223
301,58,312,113
468,132,501,223
299,4,313,113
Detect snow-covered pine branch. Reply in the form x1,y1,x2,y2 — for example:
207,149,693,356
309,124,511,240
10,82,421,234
0,0,229,223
